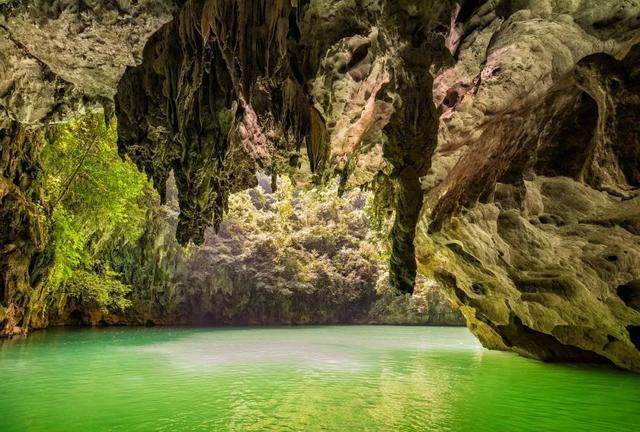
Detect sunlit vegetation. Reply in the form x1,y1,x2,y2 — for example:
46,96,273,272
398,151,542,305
41,114,153,316
197,175,386,322
107,174,390,325
36,113,460,326
106,172,461,325
224,175,387,302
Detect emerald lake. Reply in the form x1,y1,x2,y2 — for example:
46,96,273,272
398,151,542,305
1,326,639,431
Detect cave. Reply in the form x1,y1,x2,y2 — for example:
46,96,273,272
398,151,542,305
498,315,612,365
67,309,84,327
618,280,640,312
0,0,639,429
533,91,599,179
0,0,637,369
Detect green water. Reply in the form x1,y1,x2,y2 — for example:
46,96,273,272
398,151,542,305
1,326,639,431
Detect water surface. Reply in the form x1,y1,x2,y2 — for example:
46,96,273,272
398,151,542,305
1,326,638,431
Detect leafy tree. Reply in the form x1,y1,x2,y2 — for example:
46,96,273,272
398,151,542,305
41,113,152,316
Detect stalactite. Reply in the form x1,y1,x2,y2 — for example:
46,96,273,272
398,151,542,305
381,1,454,293
116,0,329,246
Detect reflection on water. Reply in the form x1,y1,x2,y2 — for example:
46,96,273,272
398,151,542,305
1,326,638,431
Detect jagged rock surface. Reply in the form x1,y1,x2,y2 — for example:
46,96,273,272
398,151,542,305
115,0,457,293
0,121,49,336
0,0,176,125
417,2,640,370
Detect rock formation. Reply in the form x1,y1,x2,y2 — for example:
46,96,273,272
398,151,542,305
417,2,640,370
0,0,639,371
0,0,176,335
0,122,48,335
114,0,456,294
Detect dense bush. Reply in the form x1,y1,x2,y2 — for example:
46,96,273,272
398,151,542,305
174,175,385,324
114,174,462,326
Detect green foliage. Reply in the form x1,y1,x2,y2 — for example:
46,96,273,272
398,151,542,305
117,172,461,325
225,175,386,298
41,113,152,315
33,113,458,326
63,270,132,313
116,174,390,324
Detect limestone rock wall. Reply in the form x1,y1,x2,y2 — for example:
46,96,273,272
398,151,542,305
0,0,176,125
0,121,49,336
417,1,640,370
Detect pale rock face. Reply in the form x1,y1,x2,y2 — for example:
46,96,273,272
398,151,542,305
0,0,175,125
433,1,635,171
309,28,394,189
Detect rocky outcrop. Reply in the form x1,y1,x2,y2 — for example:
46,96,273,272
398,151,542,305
0,0,176,125
0,121,49,336
417,2,640,370
0,0,458,334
